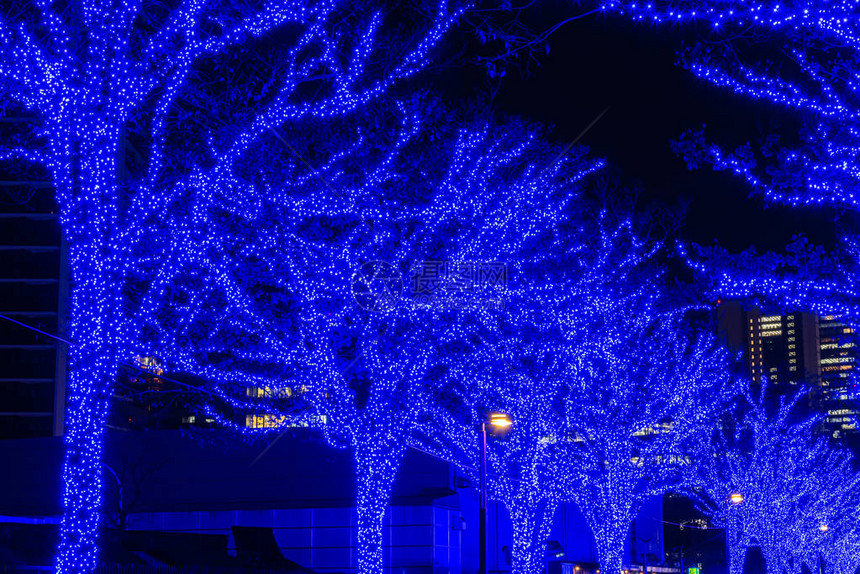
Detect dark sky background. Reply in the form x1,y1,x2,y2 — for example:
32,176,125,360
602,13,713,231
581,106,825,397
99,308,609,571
444,8,841,254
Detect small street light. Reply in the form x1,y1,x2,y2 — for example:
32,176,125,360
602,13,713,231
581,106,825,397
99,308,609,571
479,412,513,574
819,523,829,532
489,412,513,429
726,493,744,574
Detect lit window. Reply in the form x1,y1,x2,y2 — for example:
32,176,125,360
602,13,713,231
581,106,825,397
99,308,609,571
246,414,287,429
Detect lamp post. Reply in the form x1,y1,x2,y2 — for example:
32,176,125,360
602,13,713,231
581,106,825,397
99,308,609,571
480,412,513,574
817,523,828,574
726,493,743,574
638,537,652,574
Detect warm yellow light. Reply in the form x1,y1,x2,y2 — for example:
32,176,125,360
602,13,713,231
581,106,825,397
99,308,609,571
489,412,513,428
730,493,744,505
820,523,829,532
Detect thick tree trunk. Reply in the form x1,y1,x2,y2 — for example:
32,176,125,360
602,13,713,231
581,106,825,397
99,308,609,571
592,518,631,574
353,440,405,574
510,498,559,574
760,544,783,574
54,128,123,573
55,347,116,574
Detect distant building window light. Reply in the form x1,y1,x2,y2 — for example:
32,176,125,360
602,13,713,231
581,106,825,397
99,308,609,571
245,386,293,398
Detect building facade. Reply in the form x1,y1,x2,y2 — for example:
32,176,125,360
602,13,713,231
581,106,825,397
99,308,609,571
0,202,67,439
817,316,859,436
717,301,859,436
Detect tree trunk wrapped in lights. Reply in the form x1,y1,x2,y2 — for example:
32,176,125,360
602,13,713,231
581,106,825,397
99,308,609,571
354,431,406,574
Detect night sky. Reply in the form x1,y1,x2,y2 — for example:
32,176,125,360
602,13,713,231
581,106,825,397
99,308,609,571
445,8,841,253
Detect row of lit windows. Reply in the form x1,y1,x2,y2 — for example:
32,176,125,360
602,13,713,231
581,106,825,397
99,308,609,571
246,386,294,398
822,357,855,365
821,342,856,350
245,414,330,429
181,416,214,424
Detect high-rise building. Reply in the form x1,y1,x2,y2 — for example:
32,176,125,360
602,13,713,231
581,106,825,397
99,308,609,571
817,316,859,436
718,301,860,436
718,302,819,388
746,309,820,387
0,189,67,439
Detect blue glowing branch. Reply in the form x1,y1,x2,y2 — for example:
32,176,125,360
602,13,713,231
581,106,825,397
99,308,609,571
601,0,860,329
599,0,860,39
678,236,860,324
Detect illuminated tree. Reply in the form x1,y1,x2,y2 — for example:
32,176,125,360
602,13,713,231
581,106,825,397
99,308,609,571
823,520,860,574
556,276,731,574
0,2,465,570
418,214,670,574
134,100,604,574
791,448,860,574
692,383,811,574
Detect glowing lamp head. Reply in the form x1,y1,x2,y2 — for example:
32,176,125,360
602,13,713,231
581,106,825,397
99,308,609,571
488,412,513,428
729,493,744,505
820,523,829,532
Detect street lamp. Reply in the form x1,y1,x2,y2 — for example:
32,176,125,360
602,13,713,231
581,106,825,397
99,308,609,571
817,524,829,574
726,493,743,574
480,412,513,574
